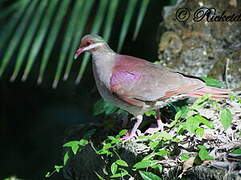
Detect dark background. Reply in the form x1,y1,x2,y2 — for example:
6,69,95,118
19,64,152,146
0,0,165,179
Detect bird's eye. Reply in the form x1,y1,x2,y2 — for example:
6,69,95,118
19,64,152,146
86,40,93,46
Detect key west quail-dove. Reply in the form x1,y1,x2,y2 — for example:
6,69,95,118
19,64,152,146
74,34,230,141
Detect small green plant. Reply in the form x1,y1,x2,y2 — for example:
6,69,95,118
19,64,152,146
220,109,233,130
200,77,225,88
174,94,214,136
45,129,96,178
198,145,214,161
47,92,238,179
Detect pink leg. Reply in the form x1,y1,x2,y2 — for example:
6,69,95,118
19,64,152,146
145,110,165,134
120,115,143,141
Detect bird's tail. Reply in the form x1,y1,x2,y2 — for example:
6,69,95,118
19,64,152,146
186,86,231,99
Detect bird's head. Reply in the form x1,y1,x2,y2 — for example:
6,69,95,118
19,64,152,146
74,34,106,59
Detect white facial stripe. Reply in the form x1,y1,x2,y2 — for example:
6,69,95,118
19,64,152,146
84,42,103,51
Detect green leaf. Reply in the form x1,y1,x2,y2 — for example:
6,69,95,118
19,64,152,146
63,141,80,154
51,0,84,87
175,110,183,121
108,136,121,144
0,0,39,77
156,149,170,156
192,94,210,108
11,0,59,81
103,0,119,41
95,172,106,180
220,109,232,130
93,99,119,116
96,149,113,155
63,0,94,81
117,0,138,52
45,172,51,178
198,145,214,161
38,0,71,84
139,171,162,180
110,169,128,178
79,139,88,146
108,136,116,141
143,153,155,160
158,131,173,140
200,77,224,88
196,115,214,129
144,110,156,117
132,0,150,40
0,0,30,49
103,143,112,150
117,129,128,137
116,160,128,167
180,154,190,161
63,141,80,147
63,151,69,165
185,116,200,134
149,141,159,150
149,131,173,141
151,164,163,173
111,163,118,175
133,160,156,170
75,0,108,83
231,149,241,154
22,0,59,81
196,128,204,137
54,165,63,173
0,0,27,20
103,167,109,175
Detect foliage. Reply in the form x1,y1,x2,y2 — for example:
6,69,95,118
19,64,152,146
45,129,96,178
2,177,22,180
46,93,240,179
0,0,150,87
197,145,214,161
220,109,232,130
93,99,128,116
200,77,225,88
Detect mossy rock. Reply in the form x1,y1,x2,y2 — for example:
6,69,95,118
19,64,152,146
158,0,241,89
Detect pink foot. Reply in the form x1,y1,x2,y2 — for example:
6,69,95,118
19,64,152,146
145,119,165,134
120,132,137,142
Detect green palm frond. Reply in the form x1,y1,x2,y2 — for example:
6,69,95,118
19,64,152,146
0,0,150,87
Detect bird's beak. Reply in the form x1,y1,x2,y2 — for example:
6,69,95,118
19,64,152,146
74,47,86,59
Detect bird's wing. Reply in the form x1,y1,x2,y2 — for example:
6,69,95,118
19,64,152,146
110,55,205,104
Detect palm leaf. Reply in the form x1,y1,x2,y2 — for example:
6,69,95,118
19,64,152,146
103,0,119,42
117,0,138,52
52,0,85,88
63,0,95,81
0,0,27,20
37,0,71,84
0,0,38,77
75,0,109,84
0,0,29,48
0,0,150,87
11,0,59,81
132,0,150,40
22,0,59,81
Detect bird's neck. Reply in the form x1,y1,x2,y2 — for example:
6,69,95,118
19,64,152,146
91,46,117,89
91,43,115,56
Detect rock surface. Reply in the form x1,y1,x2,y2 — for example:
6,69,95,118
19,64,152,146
158,0,241,89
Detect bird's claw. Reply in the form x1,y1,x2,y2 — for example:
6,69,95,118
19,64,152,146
144,123,165,134
120,132,137,142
